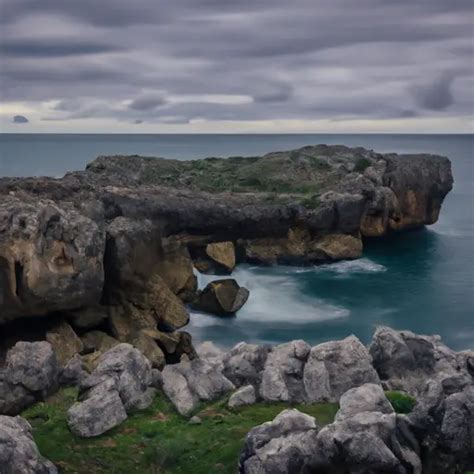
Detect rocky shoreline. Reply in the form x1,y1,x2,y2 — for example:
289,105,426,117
0,145,465,473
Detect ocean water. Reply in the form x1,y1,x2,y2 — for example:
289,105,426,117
1,134,473,350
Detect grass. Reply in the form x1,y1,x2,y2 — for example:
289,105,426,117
23,388,338,474
354,157,371,173
385,390,417,414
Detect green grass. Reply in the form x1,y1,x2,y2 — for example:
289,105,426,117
354,157,371,173
385,391,417,414
23,388,338,474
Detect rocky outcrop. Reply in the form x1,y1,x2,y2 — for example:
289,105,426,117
0,342,59,415
0,415,57,473
192,279,250,315
192,241,236,274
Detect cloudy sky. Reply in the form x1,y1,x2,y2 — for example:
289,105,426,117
0,0,473,133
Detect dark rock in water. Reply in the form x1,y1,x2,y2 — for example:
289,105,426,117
192,279,249,315
0,415,58,473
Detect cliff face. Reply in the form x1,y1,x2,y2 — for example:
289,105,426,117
0,145,452,327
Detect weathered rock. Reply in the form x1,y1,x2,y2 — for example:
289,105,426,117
67,381,127,437
81,330,120,354
162,357,235,415
193,241,236,274
311,233,362,260
46,321,83,367
80,351,103,373
60,353,88,386
259,340,311,403
335,383,394,421
5,341,59,396
192,279,249,315
304,335,380,402
228,385,257,408
369,326,469,395
0,415,58,473
0,371,35,416
239,409,321,474
0,197,105,322
223,342,271,388
130,331,166,369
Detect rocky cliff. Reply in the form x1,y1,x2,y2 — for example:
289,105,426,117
0,145,453,364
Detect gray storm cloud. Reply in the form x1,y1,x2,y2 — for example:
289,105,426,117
1,0,472,126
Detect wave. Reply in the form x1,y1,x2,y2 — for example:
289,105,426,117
314,258,387,275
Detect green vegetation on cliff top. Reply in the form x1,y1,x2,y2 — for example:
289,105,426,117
23,388,338,474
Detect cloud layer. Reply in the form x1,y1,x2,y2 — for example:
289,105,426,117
0,0,472,132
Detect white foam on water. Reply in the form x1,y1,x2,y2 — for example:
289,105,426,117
314,258,387,275
191,265,350,326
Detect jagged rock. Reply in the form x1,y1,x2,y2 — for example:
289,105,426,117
162,357,235,416
369,326,470,395
0,197,105,322
81,330,120,354
193,241,236,274
67,380,127,437
222,342,271,388
92,343,155,411
65,305,109,330
0,371,35,415
80,351,103,373
304,335,380,402
192,279,249,315
196,341,225,369
239,409,321,474
228,385,256,408
335,383,394,421
46,321,83,367
130,331,165,369
259,340,311,402
5,341,59,396
0,415,58,473
311,233,362,260
60,353,88,386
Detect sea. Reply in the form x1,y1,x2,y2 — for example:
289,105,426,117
1,133,473,350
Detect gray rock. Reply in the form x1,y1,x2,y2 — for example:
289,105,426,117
162,357,234,416
259,340,310,402
5,341,59,395
59,353,88,386
336,383,394,421
188,416,202,425
223,342,271,388
92,343,155,411
0,372,35,415
67,382,127,437
196,341,225,367
304,335,380,402
239,409,320,474
228,385,257,408
0,415,57,473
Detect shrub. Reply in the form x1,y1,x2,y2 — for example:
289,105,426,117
385,391,416,414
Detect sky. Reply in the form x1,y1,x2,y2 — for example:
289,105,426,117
0,0,473,133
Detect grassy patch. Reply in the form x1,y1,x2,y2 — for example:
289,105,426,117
23,389,338,474
385,391,417,414
354,157,371,173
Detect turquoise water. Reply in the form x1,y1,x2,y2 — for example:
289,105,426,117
1,134,473,349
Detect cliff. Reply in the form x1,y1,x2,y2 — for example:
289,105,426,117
0,145,452,360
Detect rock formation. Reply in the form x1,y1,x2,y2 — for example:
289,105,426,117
0,145,453,381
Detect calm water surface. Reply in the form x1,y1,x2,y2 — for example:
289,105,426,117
1,134,472,349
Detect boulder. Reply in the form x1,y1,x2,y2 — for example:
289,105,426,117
193,241,236,274
311,233,362,260
5,341,59,396
335,383,394,421
60,353,88,386
67,379,127,437
0,371,35,416
162,357,235,416
303,335,380,402
222,342,271,388
239,409,321,474
46,320,83,367
0,197,105,322
228,385,257,408
0,415,58,473
259,340,311,403
192,279,249,315
130,331,166,369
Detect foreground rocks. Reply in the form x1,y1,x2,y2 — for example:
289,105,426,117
0,415,57,473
